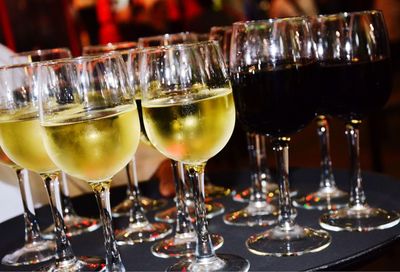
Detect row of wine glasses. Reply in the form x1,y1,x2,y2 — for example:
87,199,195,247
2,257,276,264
0,9,399,272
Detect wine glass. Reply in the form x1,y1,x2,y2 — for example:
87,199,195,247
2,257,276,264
209,25,279,226
0,150,55,266
0,63,104,270
140,40,250,271
37,52,141,270
138,32,226,222
231,17,331,256
315,11,400,231
125,48,222,257
82,41,168,217
11,47,102,238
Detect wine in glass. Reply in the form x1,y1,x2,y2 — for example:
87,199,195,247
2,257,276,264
11,47,102,238
0,62,104,270
82,41,168,218
37,52,142,270
316,10,400,231
231,17,331,256
140,40,249,271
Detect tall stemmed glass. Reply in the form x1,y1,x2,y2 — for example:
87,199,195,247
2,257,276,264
316,11,400,231
82,41,168,217
0,63,104,270
138,32,225,222
0,150,55,266
231,18,331,256
37,52,141,271
140,41,250,271
12,48,102,237
210,26,278,226
125,48,222,257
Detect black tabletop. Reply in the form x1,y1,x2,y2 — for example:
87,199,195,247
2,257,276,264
0,168,400,271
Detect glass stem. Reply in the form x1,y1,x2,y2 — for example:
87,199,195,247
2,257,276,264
345,121,366,207
317,115,336,189
172,160,194,236
16,168,43,244
59,171,77,217
259,134,273,191
246,132,264,203
272,137,295,231
41,172,75,264
185,163,215,261
90,180,125,272
126,158,149,226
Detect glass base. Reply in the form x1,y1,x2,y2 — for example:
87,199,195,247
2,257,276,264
42,214,101,239
205,184,231,200
320,204,400,232
167,254,250,272
154,202,225,223
39,256,105,271
115,222,172,245
246,224,331,256
112,196,168,217
223,201,278,227
293,186,348,210
151,232,224,258
232,186,298,203
1,239,55,266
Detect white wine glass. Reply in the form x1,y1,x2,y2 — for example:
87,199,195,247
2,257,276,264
37,52,141,271
11,47,102,238
231,17,331,256
0,63,105,270
82,41,168,217
126,48,222,257
140,40,250,271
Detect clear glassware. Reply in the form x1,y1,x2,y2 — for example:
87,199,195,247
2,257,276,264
12,48,102,238
293,115,348,210
140,40,249,271
230,17,331,256
139,32,227,221
0,155,55,266
37,52,144,270
313,11,400,231
0,63,104,270
82,41,168,216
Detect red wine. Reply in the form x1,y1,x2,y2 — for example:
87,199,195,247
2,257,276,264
231,62,319,137
317,58,392,121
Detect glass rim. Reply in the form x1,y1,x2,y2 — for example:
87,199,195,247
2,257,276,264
137,40,220,55
210,26,232,31
138,31,195,42
33,51,124,67
316,9,383,19
233,15,310,27
83,41,138,52
11,47,71,58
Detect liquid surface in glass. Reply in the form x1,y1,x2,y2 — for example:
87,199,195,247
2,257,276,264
142,87,235,164
42,105,140,182
0,118,58,173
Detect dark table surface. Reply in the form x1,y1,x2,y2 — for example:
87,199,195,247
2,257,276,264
1,168,400,271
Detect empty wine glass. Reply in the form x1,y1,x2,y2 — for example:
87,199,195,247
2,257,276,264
0,62,104,271
140,40,249,271
231,17,331,256
315,11,400,231
11,48,102,238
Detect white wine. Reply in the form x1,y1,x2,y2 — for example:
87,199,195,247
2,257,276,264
42,105,140,182
0,118,58,173
142,88,235,164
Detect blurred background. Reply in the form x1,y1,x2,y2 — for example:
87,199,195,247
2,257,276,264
0,0,399,187
0,0,399,269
